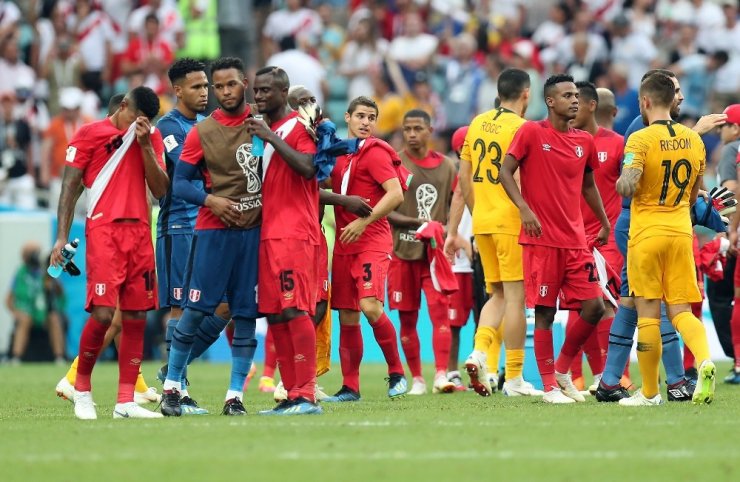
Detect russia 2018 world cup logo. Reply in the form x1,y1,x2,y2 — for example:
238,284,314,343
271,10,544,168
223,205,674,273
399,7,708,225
236,143,261,193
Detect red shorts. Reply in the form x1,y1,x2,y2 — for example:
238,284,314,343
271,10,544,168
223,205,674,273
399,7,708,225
387,255,449,311
258,239,318,315
332,250,390,311
449,272,473,327
317,233,329,302
523,245,602,310
85,222,157,312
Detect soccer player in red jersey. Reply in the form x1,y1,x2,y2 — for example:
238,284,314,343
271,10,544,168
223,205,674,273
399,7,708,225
51,86,168,419
387,109,457,395
567,82,625,391
324,96,408,402
245,67,322,415
499,74,610,404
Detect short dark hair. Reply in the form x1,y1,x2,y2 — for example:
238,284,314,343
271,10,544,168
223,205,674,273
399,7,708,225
403,109,431,125
575,81,598,105
712,50,729,66
498,68,530,102
278,35,297,52
144,13,159,25
127,86,160,120
255,66,290,90
347,96,378,115
544,74,574,98
639,72,675,108
168,58,206,85
641,69,676,83
211,57,245,77
108,93,125,116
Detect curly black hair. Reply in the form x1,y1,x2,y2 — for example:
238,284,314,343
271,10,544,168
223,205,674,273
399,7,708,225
128,86,160,120
167,58,206,85
211,57,245,77
544,74,574,98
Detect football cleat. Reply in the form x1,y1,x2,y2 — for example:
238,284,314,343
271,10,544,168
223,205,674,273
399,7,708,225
56,376,74,402
502,376,544,396
723,367,740,384
222,397,247,416
315,385,331,401
258,399,295,415
275,397,323,415
433,375,455,394
134,387,161,405
595,382,630,402
181,396,209,415
274,380,288,402
555,371,586,402
588,374,602,396
488,373,499,394
464,350,491,397
387,373,408,399
618,390,663,406
666,380,693,402
323,385,361,403
73,391,97,420
448,373,467,392
542,387,576,404
692,360,716,405
258,376,276,393
113,402,164,419
160,389,182,417
408,376,427,395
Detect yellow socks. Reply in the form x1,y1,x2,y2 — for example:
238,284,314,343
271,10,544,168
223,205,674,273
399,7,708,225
135,368,149,393
65,356,79,384
473,325,495,353
673,311,710,364
505,348,524,380
486,324,504,373
636,318,661,398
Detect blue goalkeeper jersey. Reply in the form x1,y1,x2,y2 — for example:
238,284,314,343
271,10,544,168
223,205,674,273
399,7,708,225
156,109,205,237
620,114,646,210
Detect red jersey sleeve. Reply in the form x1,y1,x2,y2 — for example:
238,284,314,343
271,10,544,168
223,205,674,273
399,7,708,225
291,126,318,155
365,147,397,185
507,121,534,163
149,128,166,170
585,136,600,171
180,127,204,166
66,124,93,171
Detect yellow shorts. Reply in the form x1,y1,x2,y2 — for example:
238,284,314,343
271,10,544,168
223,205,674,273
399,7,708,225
475,233,523,284
627,235,702,305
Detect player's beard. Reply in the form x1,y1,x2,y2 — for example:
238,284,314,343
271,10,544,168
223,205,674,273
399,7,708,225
220,91,245,113
670,103,680,120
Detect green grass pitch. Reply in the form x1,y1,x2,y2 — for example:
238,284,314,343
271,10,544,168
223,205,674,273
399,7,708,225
1,361,739,482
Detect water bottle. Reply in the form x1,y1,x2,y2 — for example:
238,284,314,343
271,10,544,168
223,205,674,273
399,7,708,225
47,238,79,278
251,114,264,156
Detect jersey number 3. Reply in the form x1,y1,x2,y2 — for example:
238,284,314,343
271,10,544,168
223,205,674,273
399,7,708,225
472,139,502,184
659,159,692,206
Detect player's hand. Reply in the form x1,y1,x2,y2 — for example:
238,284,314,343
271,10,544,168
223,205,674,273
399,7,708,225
596,225,610,247
693,113,728,135
460,238,473,262
709,186,738,216
342,195,372,217
50,239,66,268
444,234,462,262
135,117,153,147
520,206,542,238
244,117,273,142
205,195,242,227
297,103,322,140
340,218,370,244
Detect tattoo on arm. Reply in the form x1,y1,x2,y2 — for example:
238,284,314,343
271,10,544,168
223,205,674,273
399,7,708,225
616,168,642,198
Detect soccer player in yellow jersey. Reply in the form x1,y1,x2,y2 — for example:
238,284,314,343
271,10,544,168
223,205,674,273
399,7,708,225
445,68,541,397
616,72,716,406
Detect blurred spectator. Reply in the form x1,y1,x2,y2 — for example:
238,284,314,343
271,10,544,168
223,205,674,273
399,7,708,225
0,91,34,209
41,33,81,116
388,12,438,87
714,0,740,57
370,70,405,141
668,21,702,64
562,32,608,83
0,30,36,94
266,35,327,106
178,0,220,68
388,67,444,134
263,0,322,59
40,87,91,211
0,0,21,43
532,2,569,69
477,53,504,112
609,13,658,89
218,0,258,71
339,17,388,101
441,32,483,135
509,40,546,120
671,50,729,117
557,9,609,67
609,63,640,134
128,0,184,51
67,0,115,101
690,0,726,52
5,242,66,365
316,0,346,70
625,0,658,38
122,14,175,94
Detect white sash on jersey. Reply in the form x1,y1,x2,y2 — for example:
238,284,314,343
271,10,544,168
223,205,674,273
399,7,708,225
261,117,299,181
87,122,137,218
340,139,365,195
593,247,618,308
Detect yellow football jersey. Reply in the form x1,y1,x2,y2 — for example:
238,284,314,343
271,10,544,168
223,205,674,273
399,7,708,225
461,107,526,235
625,120,705,242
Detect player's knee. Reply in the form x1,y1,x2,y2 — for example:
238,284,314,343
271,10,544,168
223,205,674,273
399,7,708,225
215,303,231,320
91,307,115,325
582,301,605,324
339,309,361,325
359,298,383,321
620,296,635,309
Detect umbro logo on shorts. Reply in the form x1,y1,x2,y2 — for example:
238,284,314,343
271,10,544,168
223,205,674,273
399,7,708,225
541,144,551,151
173,288,182,300
189,289,201,302
539,285,548,297
95,283,106,296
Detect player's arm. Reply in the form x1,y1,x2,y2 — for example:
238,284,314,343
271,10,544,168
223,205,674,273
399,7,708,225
582,170,610,244
245,117,316,179
50,165,84,267
459,157,474,211
387,210,423,228
135,117,169,198
500,153,541,237
444,183,466,259
692,113,728,136
615,167,642,198
319,189,372,217
617,134,646,198
340,177,404,243
689,173,703,206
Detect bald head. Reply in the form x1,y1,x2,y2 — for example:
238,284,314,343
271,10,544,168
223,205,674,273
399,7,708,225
287,85,315,110
595,87,617,129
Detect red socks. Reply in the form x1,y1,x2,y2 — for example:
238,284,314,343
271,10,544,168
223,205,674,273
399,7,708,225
534,328,556,391
569,349,583,380
428,302,452,374
263,326,277,378
74,316,109,392
732,298,740,368
288,315,317,402
597,316,613,367
339,323,363,392
583,328,603,375
117,319,145,403
685,303,702,370
371,313,405,375
270,322,295,395
554,315,597,374
399,311,422,378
